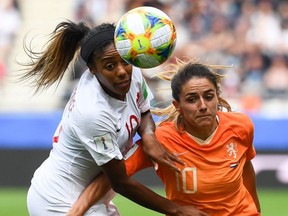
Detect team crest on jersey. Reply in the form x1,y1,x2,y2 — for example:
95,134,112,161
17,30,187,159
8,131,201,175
226,142,238,158
93,133,115,153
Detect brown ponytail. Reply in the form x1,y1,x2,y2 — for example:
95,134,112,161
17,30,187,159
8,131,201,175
19,20,90,92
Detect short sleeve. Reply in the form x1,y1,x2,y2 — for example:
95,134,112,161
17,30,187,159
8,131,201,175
244,115,256,161
72,113,123,166
124,141,152,176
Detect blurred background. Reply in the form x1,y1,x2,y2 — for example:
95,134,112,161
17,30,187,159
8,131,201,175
0,0,288,215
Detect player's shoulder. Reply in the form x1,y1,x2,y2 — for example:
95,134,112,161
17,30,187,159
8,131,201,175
156,121,175,130
219,111,252,124
155,121,177,138
132,66,142,78
67,73,112,124
218,111,254,132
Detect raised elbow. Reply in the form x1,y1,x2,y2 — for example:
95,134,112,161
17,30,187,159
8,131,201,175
110,181,126,194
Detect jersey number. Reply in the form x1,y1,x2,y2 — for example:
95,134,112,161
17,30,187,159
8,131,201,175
125,115,139,139
175,167,198,194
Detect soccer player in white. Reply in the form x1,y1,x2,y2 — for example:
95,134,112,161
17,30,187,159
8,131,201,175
23,21,201,216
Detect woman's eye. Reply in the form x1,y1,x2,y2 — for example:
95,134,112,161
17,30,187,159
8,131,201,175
205,95,214,100
105,63,114,70
187,97,196,103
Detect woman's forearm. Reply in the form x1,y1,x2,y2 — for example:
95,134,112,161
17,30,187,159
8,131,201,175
138,111,183,172
66,173,111,216
243,160,261,213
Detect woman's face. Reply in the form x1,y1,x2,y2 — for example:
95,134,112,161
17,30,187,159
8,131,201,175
91,44,133,100
173,77,218,134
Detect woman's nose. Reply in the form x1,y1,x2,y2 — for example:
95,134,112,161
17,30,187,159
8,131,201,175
199,98,207,110
117,65,128,77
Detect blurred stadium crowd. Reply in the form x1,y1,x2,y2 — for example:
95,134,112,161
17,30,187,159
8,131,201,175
0,0,21,95
1,0,288,118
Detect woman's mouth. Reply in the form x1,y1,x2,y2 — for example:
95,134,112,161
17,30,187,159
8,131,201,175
117,79,130,88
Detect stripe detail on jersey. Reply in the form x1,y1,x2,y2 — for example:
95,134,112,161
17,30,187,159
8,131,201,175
142,79,148,100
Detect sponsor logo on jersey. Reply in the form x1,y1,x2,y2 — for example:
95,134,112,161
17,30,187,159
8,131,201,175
93,133,115,153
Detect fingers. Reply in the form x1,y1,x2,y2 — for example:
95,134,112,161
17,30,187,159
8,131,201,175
161,154,184,173
168,162,181,173
155,147,186,173
160,144,185,165
199,210,210,216
151,156,181,173
169,152,185,166
151,160,159,171
142,140,186,173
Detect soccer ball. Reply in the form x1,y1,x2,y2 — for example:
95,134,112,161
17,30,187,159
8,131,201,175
114,6,177,68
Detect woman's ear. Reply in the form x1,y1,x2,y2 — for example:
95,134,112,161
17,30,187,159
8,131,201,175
172,100,181,113
89,67,96,75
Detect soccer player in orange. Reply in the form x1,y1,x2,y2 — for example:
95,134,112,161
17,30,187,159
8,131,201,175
67,60,261,216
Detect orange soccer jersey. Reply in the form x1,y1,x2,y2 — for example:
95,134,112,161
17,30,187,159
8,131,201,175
125,112,260,216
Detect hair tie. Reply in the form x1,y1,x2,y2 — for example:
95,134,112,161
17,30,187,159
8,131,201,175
80,29,115,63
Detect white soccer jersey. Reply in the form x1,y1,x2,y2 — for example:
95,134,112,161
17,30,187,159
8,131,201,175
29,67,153,212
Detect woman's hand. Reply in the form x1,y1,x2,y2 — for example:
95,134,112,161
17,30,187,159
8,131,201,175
141,135,184,172
138,111,184,172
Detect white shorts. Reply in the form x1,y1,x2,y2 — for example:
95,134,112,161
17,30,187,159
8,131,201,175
27,185,120,216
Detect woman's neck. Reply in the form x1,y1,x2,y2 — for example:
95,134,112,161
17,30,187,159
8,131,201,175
185,118,218,141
